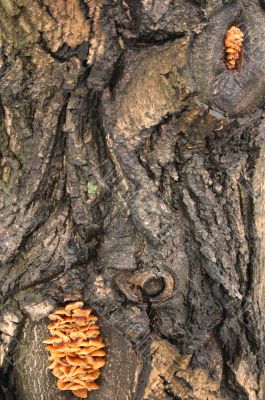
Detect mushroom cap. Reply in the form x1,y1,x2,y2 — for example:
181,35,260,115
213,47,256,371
48,314,63,321
70,332,87,341
85,371,100,381
59,316,73,324
84,330,100,339
92,357,106,369
85,324,99,330
73,317,89,326
90,349,106,357
48,359,60,369
51,330,70,343
72,308,92,317
84,355,94,367
49,350,68,358
68,340,83,347
43,336,62,344
53,367,65,379
76,348,96,356
66,355,88,367
59,366,72,375
67,383,87,390
72,389,88,398
57,380,72,390
54,307,71,316
86,382,100,390
71,367,88,376
88,339,105,348
65,302,84,313
47,321,60,330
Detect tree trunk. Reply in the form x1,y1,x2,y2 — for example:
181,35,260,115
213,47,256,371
0,0,265,399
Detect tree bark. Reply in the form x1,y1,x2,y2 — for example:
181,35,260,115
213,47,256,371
0,0,265,399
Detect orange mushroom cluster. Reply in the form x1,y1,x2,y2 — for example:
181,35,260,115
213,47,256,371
224,25,244,70
43,302,106,399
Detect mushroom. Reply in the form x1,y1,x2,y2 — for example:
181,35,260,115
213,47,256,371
85,371,100,381
43,302,106,399
43,336,62,344
65,302,84,313
47,321,60,330
70,332,87,341
72,308,92,317
66,356,88,367
73,317,88,326
72,389,88,398
90,349,106,357
84,330,100,339
224,26,244,70
86,382,100,390
48,314,63,321
71,367,88,376
51,330,70,343
92,358,106,369
76,348,97,356
88,339,105,348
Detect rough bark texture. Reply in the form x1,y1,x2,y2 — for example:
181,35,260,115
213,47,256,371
0,0,265,399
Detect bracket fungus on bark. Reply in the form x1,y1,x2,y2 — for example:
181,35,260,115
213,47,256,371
224,26,244,70
43,302,106,399
191,1,265,116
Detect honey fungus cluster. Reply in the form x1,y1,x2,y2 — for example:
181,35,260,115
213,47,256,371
43,302,106,399
224,25,244,70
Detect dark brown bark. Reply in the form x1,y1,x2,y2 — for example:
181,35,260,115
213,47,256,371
0,0,265,399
